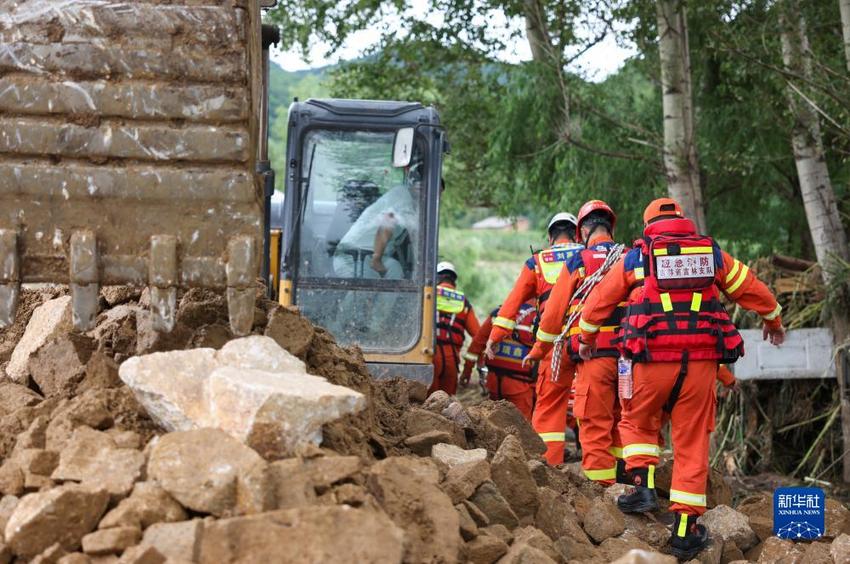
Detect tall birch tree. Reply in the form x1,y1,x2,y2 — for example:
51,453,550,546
780,0,850,482
656,0,706,232
840,0,850,71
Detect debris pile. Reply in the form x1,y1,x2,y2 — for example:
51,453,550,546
0,287,847,563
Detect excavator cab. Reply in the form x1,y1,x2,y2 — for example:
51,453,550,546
275,99,446,383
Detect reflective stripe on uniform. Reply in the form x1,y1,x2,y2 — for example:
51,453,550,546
493,316,516,330
462,352,478,362
653,246,713,256
660,293,673,312
726,264,749,294
537,328,560,343
579,318,600,333
634,266,645,280
670,489,707,507
584,466,617,481
690,292,702,312
539,432,565,443
763,303,782,321
677,514,689,537
568,325,618,336
516,324,534,333
725,260,742,284
648,464,655,489
609,446,624,459
622,443,660,459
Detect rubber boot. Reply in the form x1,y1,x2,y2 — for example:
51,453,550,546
669,512,709,561
615,458,630,484
617,466,659,513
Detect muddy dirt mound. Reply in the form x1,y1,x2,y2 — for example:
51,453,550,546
0,286,846,563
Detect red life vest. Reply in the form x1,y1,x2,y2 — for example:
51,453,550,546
532,242,584,314
565,244,627,361
620,218,744,363
486,303,537,382
436,285,470,347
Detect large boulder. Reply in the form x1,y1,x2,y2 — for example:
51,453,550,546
583,497,626,543
140,519,205,562
466,401,546,457
698,505,758,552
119,337,365,458
466,534,509,564
432,443,488,468
98,482,187,530
197,507,404,563
367,457,461,562
832,534,850,564
469,482,519,529
490,435,538,521
610,549,677,564
535,487,590,544
51,427,145,501
4,485,109,558
7,297,73,384
442,460,491,504
28,335,94,399
755,536,805,563
147,428,269,517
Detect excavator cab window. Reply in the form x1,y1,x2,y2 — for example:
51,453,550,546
291,128,428,352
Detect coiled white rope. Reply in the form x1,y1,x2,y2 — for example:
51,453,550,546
550,244,626,381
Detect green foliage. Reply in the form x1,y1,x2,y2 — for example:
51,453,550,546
439,227,544,314
266,61,331,191
266,0,850,261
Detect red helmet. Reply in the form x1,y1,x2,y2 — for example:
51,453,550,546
575,200,617,239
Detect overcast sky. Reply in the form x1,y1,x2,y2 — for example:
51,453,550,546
271,2,637,82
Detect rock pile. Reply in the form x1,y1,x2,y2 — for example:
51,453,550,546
0,287,847,563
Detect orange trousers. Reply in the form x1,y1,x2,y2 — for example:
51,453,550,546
619,360,717,516
532,351,576,465
574,357,623,485
486,370,534,421
430,343,460,396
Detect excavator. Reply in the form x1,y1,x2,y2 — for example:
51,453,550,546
0,0,443,383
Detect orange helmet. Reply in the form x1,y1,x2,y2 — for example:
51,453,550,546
575,200,617,239
643,198,684,224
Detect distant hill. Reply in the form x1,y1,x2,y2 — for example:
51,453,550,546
268,60,331,118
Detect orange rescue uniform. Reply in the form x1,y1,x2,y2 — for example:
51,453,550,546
465,311,535,420
578,246,781,516
529,234,624,483
432,282,480,396
489,241,583,465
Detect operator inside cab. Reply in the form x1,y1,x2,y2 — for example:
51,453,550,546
332,157,424,280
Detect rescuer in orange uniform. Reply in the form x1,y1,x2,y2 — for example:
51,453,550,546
527,200,627,485
462,301,537,420
576,198,785,560
431,262,480,396
486,213,584,464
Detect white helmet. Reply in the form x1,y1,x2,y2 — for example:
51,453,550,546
437,261,457,277
547,212,578,232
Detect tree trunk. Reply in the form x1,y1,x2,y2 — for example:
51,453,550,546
523,0,555,64
655,0,706,232
779,4,850,276
840,0,850,71
781,0,850,484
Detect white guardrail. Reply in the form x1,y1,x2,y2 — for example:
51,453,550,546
733,328,835,381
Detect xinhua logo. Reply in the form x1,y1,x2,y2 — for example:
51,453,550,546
773,487,825,540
